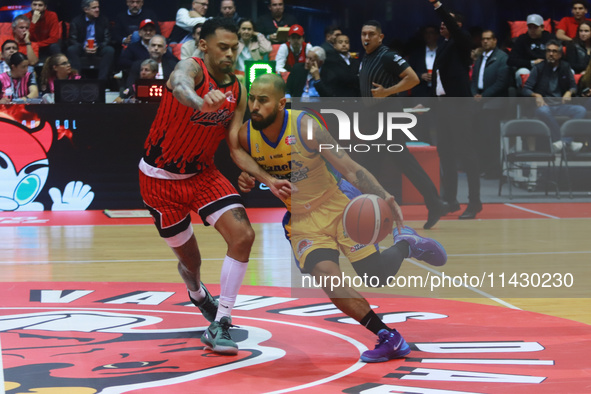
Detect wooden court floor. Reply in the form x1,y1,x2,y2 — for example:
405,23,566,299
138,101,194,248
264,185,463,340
1,209,590,326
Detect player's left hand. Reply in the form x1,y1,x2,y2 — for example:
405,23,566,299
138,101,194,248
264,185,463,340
385,194,404,233
371,82,388,98
238,171,256,193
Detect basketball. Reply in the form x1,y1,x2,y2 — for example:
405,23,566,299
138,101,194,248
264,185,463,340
342,194,394,245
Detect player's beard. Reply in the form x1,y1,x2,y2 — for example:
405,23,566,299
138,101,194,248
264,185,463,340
251,106,279,130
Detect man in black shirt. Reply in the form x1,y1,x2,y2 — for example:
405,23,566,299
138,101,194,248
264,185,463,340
429,0,482,220
358,20,448,229
256,0,297,44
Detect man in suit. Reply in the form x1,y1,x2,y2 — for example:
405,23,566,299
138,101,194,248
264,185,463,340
285,46,329,98
471,30,509,179
320,33,360,97
67,0,115,81
127,35,178,87
429,0,482,220
407,25,438,98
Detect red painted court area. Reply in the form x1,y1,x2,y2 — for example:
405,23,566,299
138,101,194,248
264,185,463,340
0,203,590,226
1,282,590,394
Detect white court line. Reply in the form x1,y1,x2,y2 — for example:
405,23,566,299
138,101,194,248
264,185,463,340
404,259,521,310
504,203,561,219
0,307,368,394
10,249,587,265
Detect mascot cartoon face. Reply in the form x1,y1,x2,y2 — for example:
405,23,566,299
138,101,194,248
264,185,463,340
1,311,284,393
0,119,53,211
0,112,94,212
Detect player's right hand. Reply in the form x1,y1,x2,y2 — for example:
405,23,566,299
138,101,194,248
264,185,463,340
385,194,404,234
268,178,291,202
201,90,230,112
238,171,256,193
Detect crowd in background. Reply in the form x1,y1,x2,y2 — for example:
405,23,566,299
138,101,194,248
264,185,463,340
1,0,591,203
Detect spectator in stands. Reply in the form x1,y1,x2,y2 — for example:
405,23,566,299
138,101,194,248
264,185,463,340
181,23,203,60
407,25,438,97
127,35,177,87
566,21,591,74
471,30,509,179
522,40,586,152
114,0,159,47
219,0,241,25
428,0,482,220
275,24,309,72
285,46,328,98
39,53,80,95
321,25,341,55
0,52,38,103
507,14,553,87
556,1,590,42
471,30,509,98
257,0,297,44
176,0,209,37
235,19,271,72
114,58,157,103
119,19,157,71
0,15,39,66
25,0,60,60
318,33,360,97
67,0,115,81
0,40,20,74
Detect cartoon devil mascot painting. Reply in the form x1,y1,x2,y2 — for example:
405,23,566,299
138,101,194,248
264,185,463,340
0,110,94,211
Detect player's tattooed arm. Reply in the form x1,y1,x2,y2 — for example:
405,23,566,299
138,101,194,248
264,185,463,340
169,59,205,110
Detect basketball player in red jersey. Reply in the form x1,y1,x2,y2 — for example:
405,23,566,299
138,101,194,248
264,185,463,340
139,18,290,355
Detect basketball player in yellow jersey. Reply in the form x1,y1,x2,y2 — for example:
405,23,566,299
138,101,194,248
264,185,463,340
236,73,447,363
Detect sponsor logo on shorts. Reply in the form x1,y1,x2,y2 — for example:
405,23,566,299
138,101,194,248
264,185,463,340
350,243,367,252
297,239,313,257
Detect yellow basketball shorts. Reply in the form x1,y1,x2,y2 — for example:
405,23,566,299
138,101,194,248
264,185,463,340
289,190,376,272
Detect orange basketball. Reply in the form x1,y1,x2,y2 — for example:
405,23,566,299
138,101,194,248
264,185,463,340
342,194,394,245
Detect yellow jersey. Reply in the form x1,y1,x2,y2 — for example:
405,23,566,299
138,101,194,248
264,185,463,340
247,109,339,213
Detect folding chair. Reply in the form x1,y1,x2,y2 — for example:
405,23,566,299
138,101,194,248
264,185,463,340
559,119,591,198
498,119,559,199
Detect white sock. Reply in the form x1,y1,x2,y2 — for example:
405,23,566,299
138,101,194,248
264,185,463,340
188,285,206,303
215,255,248,321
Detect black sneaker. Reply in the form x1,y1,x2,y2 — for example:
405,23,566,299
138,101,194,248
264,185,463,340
201,316,239,355
188,282,218,323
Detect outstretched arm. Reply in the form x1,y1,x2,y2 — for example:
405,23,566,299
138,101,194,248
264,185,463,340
303,115,403,231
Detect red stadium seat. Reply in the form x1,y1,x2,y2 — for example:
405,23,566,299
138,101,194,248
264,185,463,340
169,43,182,60
508,19,553,38
159,21,176,39
0,22,11,36
269,44,281,61
575,74,582,84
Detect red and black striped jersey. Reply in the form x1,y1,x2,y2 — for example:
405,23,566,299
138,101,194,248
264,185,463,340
143,57,241,176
